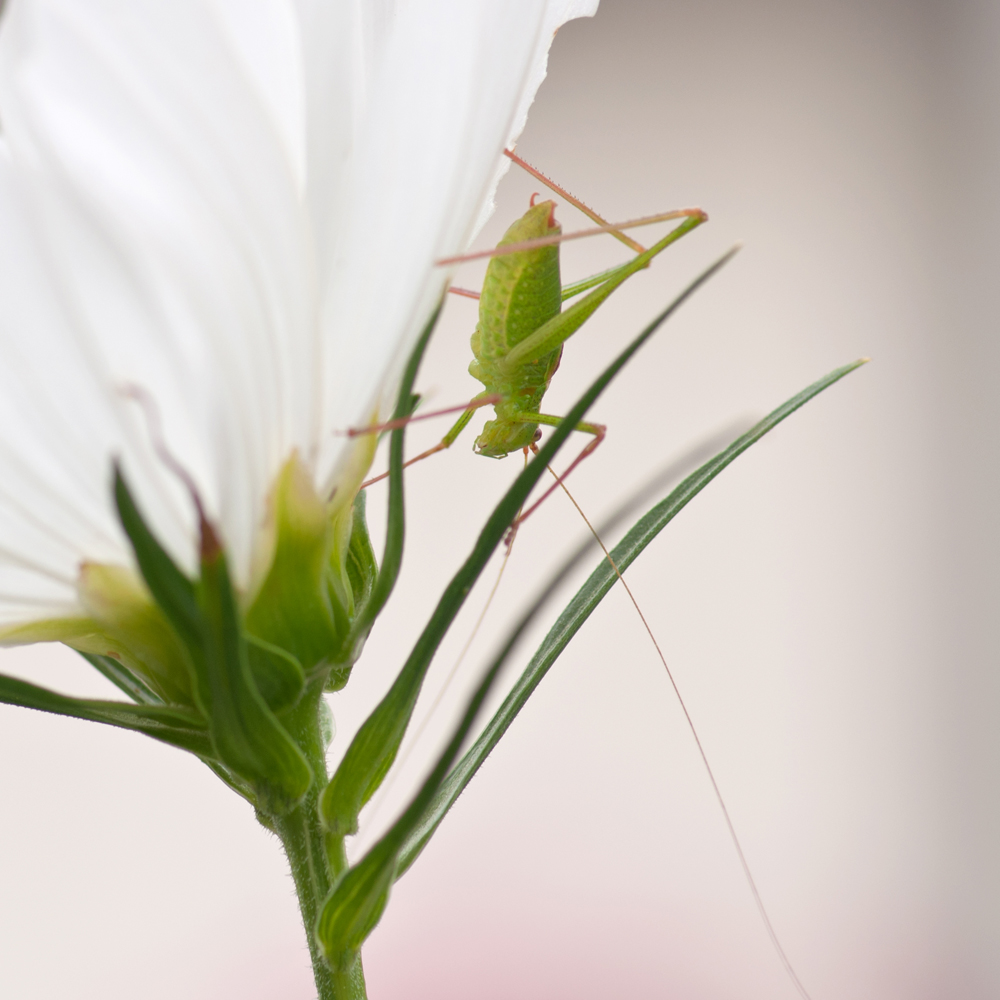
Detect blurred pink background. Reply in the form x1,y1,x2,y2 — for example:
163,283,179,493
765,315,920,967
1,1,997,997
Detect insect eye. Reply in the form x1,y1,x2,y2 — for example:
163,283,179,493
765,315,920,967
533,428,542,443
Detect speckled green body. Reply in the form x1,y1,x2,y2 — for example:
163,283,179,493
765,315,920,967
469,200,562,456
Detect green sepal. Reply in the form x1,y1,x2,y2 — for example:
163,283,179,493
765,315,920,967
245,634,305,714
73,562,197,706
344,491,378,612
197,538,313,815
325,502,357,641
242,456,383,697
113,466,203,659
325,491,379,692
113,467,312,814
0,605,189,709
14,496,204,711
245,456,342,675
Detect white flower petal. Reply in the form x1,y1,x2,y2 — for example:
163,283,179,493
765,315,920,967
470,0,600,239
0,0,598,624
0,0,318,584
313,0,600,486
209,0,308,195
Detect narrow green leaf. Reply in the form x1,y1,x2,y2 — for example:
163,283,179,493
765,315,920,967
197,545,313,815
0,672,213,756
395,358,869,877
346,304,442,650
321,249,739,839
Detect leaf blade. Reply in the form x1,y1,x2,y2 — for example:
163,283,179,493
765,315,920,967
346,304,442,649
395,358,869,877
0,672,213,756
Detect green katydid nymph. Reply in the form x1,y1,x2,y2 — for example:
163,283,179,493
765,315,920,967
356,167,707,522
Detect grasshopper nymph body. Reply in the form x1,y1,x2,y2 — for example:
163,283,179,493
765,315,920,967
470,199,563,457
356,174,707,512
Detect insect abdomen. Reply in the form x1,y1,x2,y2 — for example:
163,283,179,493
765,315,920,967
474,201,561,368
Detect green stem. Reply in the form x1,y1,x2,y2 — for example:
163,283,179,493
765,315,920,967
271,688,368,1000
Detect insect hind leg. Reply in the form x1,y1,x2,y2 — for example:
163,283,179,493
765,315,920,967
506,411,606,532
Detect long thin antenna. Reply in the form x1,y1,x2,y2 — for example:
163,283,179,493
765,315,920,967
505,149,647,254
544,462,813,1000
444,149,652,299
436,209,704,267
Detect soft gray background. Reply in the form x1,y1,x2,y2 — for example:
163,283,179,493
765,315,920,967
0,1,997,997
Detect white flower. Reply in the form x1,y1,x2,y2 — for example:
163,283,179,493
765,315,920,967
0,0,598,627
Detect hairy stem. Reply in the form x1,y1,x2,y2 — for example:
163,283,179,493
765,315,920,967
271,688,368,1000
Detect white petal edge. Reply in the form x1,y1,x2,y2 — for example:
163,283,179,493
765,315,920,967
0,0,599,628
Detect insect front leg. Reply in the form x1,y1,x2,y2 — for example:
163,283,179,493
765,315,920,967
359,392,495,487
